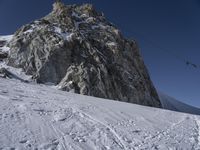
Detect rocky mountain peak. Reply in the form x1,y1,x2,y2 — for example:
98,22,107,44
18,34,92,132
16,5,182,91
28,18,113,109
6,2,162,108
53,1,66,13
46,2,103,30
52,1,96,16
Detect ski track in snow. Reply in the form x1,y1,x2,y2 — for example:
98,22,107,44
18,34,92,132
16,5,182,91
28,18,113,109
0,78,200,150
193,116,200,149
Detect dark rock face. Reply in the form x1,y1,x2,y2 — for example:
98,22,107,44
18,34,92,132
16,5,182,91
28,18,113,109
0,52,8,60
0,41,6,47
7,2,162,107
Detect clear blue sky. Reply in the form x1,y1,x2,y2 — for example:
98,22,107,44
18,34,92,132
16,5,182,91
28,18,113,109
0,0,200,107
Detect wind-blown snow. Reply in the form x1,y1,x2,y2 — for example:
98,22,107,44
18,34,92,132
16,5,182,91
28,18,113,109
0,78,200,150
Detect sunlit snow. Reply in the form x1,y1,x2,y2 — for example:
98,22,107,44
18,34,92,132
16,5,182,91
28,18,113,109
0,78,200,150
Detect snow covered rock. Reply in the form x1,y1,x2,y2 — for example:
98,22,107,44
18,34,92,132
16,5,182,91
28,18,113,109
7,2,161,107
0,35,13,60
0,35,13,52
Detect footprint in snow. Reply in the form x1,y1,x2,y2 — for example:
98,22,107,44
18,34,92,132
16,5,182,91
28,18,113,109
0,113,9,121
16,104,27,112
10,97,23,102
53,109,73,122
53,113,69,122
0,90,8,94
33,109,51,116
39,140,59,150
132,130,141,134
19,140,28,144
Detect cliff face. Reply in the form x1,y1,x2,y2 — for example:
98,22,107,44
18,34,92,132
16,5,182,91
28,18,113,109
7,2,161,107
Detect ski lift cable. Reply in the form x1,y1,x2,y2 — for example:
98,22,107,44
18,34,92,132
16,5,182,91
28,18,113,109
130,30,200,69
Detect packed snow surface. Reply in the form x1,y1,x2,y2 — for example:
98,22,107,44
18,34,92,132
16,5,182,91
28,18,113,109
0,78,200,150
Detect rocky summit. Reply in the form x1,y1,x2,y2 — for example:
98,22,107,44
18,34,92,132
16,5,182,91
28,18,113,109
7,1,161,107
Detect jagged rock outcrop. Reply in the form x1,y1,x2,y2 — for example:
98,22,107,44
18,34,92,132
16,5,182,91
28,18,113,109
0,35,13,60
0,41,6,47
0,68,28,82
7,1,161,107
0,39,8,60
0,52,8,60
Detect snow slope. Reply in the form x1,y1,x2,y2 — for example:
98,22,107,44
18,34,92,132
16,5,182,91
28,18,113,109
0,78,200,150
159,92,200,115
